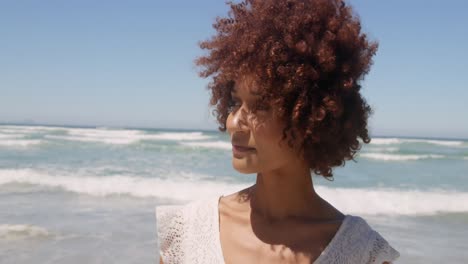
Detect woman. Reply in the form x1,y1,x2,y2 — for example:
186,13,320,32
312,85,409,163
157,0,400,263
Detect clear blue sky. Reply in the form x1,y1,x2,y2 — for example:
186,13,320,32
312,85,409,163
1,0,467,139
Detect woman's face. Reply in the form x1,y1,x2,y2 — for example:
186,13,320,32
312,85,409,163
226,76,303,174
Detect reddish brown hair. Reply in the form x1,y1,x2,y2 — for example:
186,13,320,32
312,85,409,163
194,0,378,179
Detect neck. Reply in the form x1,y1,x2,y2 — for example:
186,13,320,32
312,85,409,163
248,161,323,223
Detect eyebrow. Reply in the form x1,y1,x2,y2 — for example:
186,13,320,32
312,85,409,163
231,86,238,94
230,92,241,101
230,87,238,98
231,87,262,101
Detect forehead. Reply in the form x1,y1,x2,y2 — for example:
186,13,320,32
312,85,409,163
232,75,261,98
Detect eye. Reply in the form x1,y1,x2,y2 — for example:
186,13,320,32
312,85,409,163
256,105,270,111
253,102,270,112
228,99,242,112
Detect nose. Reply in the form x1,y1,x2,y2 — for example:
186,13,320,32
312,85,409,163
226,107,250,134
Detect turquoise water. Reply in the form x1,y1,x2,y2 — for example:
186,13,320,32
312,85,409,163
0,124,467,263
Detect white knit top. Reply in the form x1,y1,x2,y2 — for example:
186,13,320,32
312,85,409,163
156,195,400,264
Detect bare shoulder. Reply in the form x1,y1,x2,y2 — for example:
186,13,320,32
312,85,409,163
219,190,252,223
219,187,252,210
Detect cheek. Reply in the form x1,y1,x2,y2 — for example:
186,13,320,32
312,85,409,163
255,119,300,159
254,117,284,142
253,121,285,154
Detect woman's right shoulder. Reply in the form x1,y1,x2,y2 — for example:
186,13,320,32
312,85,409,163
155,203,187,264
155,196,216,229
155,197,217,263
155,204,185,227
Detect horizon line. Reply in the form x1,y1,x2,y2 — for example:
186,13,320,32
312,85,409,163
0,121,467,142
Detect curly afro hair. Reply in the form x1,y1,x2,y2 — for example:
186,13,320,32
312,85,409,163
194,0,378,180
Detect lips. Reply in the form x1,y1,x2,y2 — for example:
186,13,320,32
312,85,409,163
231,143,256,157
232,144,255,151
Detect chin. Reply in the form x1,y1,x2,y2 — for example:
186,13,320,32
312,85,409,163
232,161,258,174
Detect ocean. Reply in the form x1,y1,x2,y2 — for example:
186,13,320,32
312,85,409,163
0,124,467,263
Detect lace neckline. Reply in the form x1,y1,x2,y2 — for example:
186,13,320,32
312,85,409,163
213,194,350,264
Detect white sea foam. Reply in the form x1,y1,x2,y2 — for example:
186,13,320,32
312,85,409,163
0,139,42,147
406,139,465,147
1,125,213,145
359,153,445,161
0,169,244,201
0,125,64,133
45,129,212,145
45,134,139,145
0,224,50,240
315,185,468,216
370,138,402,145
364,147,399,152
0,131,43,147
370,137,465,147
140,132,212,141
0,134,22,139
179,141,232,150
64,128,145,144
424,139,464,146
1,168,467,216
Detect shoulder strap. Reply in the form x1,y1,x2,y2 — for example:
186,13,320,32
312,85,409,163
365,229,400,263
183,196,224,264
156,204,186,264
155,196,223,264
